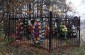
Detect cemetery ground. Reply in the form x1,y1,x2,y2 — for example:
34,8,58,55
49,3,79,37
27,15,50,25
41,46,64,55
0,36,85,55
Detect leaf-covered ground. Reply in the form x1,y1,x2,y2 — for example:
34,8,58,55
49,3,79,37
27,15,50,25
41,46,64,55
0,40,85,55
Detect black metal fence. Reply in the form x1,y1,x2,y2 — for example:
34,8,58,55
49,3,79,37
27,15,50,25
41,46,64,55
2,0,80,52
6,13,80,52
0,0,81,53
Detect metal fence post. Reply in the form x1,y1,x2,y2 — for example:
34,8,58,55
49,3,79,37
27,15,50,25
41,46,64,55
49,11,52,52
79,17,80,46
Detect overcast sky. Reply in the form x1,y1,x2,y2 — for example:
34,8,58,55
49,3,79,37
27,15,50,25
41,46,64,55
66,0,85,20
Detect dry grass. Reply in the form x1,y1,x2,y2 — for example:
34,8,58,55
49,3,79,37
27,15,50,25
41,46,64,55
0,39,85,55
